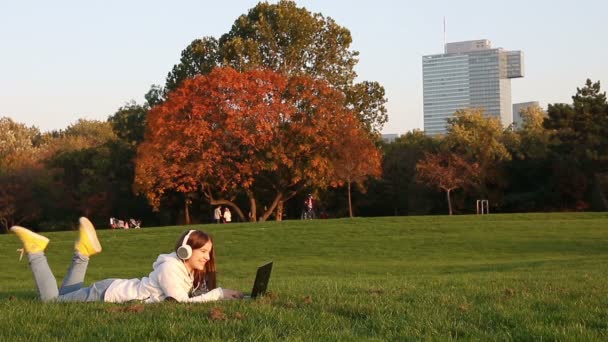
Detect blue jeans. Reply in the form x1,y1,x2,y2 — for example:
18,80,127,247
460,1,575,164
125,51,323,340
27,252,115,302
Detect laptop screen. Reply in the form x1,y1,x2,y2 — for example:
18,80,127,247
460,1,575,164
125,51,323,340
251,262,273,298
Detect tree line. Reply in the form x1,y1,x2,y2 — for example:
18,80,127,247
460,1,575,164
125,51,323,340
1,1,606,231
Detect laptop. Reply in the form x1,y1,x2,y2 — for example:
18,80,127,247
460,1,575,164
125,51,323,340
246,261,273,299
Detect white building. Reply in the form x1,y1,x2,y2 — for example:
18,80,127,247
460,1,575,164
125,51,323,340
423,39,524,135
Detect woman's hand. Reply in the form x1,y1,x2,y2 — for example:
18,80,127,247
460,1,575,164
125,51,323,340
222,288,244,300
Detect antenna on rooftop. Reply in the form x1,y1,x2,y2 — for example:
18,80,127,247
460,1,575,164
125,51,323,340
443,16,447,53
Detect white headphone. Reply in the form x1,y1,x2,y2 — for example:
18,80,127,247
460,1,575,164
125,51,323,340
177,230,195,260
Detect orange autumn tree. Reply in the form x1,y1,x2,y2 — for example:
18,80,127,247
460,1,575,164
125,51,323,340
330,121,382,217
255,74,365,221
134,67,289,222
134,67,363,222
416,152,480,215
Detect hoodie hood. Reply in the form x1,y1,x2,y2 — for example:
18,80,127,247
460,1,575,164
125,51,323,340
152,252,183,270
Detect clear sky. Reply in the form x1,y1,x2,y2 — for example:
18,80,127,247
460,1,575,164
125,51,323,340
1,0,606,135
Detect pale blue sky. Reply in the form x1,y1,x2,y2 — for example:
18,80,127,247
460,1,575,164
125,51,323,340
1,0,606,134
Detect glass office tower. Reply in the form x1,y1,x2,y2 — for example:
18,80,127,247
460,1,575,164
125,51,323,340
422,40,524,135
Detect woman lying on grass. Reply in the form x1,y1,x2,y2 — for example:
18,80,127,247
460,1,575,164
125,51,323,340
10,218,243,303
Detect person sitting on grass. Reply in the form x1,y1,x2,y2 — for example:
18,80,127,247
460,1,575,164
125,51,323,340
10,218,243,303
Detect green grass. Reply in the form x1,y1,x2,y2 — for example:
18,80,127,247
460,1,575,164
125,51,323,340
1,213,608,341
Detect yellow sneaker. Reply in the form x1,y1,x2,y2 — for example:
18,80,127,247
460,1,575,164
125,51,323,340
10,226,50,254
74,217,102,257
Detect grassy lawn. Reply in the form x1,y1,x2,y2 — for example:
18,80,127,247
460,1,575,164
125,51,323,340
1,213,608,340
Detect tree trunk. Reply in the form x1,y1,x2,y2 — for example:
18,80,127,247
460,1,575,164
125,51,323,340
347,181,353,218
260,193,283,222
446,188,453,215
276,201,284,222
184,197,191,225
245,189,257,222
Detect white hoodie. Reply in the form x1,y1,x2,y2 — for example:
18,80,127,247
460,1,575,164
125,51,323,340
103,252,224,303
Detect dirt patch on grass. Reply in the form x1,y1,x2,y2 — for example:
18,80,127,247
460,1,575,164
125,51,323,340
208,306,227,321
368,288,385,296
457,303,470,312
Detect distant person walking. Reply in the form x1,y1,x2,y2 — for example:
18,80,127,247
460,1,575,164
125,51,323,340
213,206,222,224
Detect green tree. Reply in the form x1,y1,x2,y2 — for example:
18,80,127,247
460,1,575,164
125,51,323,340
108,101,148,146
545,79,608,166
544,79,608,210
0,167,46,232
145,85,165,107
445,108,512,202
382,130,438,215
502,106,553,212
42,120,119,221
518,105,551,160
345,81,388,135
43,119,116,154
164,37,219,93
164,1,387,134
219,1,357,87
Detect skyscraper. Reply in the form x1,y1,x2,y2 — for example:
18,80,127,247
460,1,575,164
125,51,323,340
422,39,524,135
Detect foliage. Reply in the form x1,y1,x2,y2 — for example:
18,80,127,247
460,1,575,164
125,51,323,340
135,67,370,222
218,0,357,87
0,118,47,231
256,73,369,221
344,81,388,134
163,1,387,134
42,119,117,157
46,145,111,219
416,152,480,215
330,124,382,217
0,117,42,172
445,108,511,167
544,79,608,209
108,101,148,146
501,105,553,212
39,121,144,224
517,104,551,160
135,67,287,221
165,37,219,93
0,168,45,232
544,79,608,168
445,108,511,201
144,84,165,108
383,131,439,215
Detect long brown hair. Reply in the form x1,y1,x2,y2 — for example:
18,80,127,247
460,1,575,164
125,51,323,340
174,230,217,291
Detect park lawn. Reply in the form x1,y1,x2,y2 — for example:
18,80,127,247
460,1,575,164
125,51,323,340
1,213,607,341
